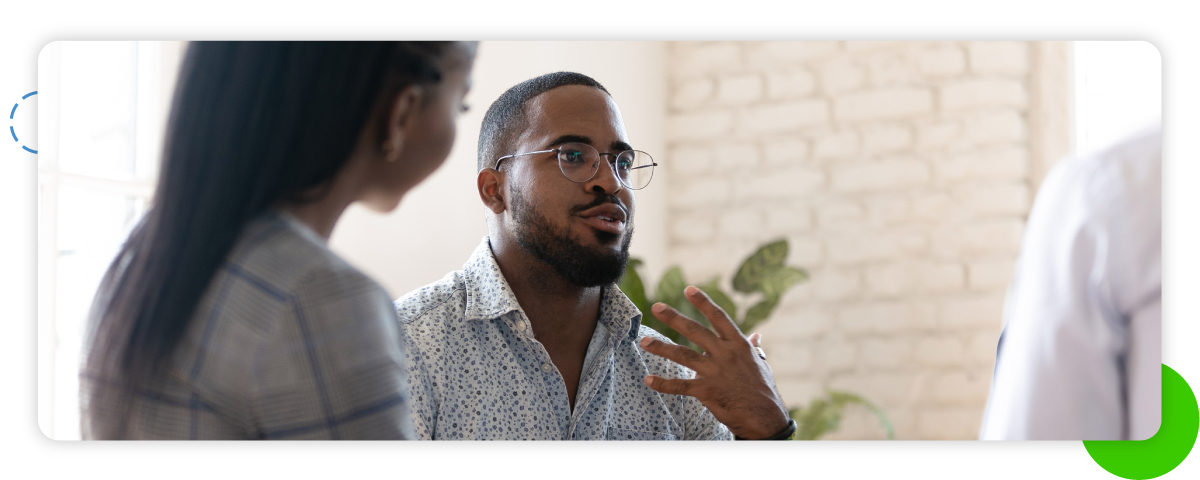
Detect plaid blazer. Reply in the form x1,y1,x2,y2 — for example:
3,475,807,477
82,212,415,439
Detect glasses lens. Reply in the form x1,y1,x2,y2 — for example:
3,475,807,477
617,150,655,190
557,143,600,182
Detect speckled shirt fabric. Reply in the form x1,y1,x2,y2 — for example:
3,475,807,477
393,237,733,440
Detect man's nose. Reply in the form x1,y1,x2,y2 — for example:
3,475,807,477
584,157,624,195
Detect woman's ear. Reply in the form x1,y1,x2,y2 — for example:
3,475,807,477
477,168,506,214
383,84,425,156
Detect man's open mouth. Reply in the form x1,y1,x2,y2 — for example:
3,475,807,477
577,203,627,235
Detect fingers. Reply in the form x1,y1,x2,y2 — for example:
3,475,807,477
643,375,697,396
651,302,718,351
639,336,708,371
684,286,744,341
748,333,767,362
747,333,775,372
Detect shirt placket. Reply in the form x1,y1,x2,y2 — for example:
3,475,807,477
509,312,573,439
567,314,629,440
567,348,616,439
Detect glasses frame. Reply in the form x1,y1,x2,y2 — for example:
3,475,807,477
494,143,658,190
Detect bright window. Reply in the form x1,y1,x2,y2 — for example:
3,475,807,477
37,41,182,440
1073,41,1162,155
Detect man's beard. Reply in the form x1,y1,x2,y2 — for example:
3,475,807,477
510,189,633,288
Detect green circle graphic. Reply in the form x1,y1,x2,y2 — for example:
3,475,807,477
1084,364,1198,479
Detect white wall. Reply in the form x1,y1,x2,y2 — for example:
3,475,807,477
329,41,670,298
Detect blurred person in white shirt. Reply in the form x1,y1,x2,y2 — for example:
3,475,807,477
980,123,1161,440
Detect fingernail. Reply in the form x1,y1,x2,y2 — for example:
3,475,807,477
652,303,667,313
685,286,699,296
639,337,652,348
643,376,653,387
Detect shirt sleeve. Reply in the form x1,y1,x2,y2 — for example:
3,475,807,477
979,156,1128,440
397,319,437,440
248,266,416,439
680,373,735,441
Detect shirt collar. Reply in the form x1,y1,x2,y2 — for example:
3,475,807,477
462,236,644,341
462,237,522,322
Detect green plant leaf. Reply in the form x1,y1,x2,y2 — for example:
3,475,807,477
789,398,843,440
654,266,687,310
739,297,779,333
825,389,895,440
826,390,867,405
759,266,808,299
732,239,789,293
697,278,738,323
788,390,895,440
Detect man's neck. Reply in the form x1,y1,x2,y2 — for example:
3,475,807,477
490,237,603,343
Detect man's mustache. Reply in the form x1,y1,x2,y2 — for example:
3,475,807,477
569,194,628,218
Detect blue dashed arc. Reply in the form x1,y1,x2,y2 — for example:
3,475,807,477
10,90,36,154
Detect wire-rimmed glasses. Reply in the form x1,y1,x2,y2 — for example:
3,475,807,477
495,142,657,190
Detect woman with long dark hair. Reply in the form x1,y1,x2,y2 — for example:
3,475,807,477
81,41,476,439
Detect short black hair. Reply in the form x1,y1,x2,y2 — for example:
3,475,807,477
477,71,610,172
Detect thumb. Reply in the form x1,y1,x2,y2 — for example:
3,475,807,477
748,333,762,347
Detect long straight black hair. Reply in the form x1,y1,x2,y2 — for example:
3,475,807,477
82,41,455,439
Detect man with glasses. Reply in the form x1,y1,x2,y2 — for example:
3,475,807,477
393,72,794,440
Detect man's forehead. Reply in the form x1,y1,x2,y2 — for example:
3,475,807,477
518,85,628,147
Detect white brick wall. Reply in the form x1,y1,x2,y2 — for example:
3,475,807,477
664,41,1066,439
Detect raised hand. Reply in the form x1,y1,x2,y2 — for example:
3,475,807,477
639,285,792,439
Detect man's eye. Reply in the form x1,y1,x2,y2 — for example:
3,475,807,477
561,150,587,164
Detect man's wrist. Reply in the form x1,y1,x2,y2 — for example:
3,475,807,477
734,418,797,440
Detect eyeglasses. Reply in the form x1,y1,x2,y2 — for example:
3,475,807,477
495,142,657,190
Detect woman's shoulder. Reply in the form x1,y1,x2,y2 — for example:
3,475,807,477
175,215,400,427
181,212,396,379
222,211,384,304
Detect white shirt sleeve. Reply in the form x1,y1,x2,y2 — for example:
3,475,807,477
979,125,1161,440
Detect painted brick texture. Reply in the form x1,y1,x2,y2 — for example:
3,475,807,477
664,41,1049,440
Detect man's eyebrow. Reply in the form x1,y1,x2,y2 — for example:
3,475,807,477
546,135,592,147
545,135,635,153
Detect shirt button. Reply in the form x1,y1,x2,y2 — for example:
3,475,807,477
516,321,527,331
540,363,553,373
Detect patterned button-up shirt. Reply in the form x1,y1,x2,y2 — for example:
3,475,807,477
394,237,733,440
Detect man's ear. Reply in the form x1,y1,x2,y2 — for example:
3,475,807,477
477,168,506,214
